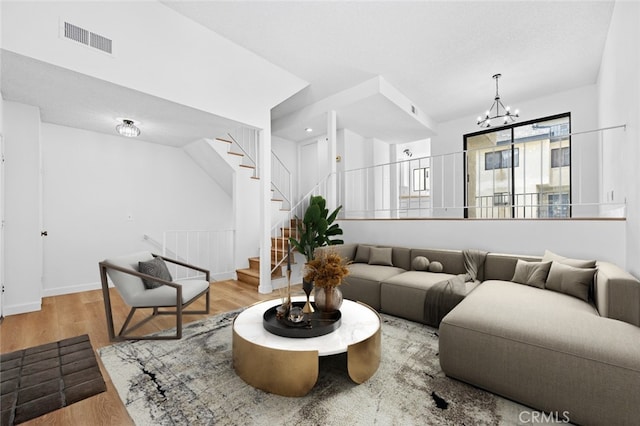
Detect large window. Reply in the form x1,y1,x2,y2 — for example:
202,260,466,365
464,113,571,218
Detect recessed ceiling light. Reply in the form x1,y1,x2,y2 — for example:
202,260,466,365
305,127,313,133
116,119,141,138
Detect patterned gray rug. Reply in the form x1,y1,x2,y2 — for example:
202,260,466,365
98,310,532,425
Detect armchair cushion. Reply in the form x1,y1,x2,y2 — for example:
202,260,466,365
129,279,210,307
138,257,173,289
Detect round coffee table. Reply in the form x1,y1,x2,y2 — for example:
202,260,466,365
232,296,381,397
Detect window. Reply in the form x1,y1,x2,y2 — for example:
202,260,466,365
485,148,519,170
551,147,570,168
464,113,571,219
413,168,429,191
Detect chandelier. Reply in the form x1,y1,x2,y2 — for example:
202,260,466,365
116,119,141,137
477,74,519,128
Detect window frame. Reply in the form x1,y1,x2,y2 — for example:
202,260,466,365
463,112,572,219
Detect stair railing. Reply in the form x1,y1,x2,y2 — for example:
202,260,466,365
227,128,259,178
271,151,292,211
270,173,333,274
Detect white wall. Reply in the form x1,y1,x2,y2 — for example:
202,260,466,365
339,219,626,268
39,122,233,297
598,1,640,276
3,102,42,314
1,1,306,128
431,84,600,217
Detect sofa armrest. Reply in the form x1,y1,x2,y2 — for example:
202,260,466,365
595,261,640,326
315,243,358,262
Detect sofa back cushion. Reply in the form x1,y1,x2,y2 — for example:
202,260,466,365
386,246,411,271
410,249,466,275
484,253,542,281
315,243,358,262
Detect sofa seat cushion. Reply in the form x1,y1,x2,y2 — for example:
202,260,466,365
440,280,640,425
341,263,406,311
347,263,406,281
380,271,480,324
382,271,455,290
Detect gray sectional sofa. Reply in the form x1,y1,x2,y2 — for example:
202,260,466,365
318,243,640,426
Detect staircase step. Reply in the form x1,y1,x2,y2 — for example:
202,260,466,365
215,138,233,144
248,257,284,277
228,151,244,157
271,249,297,264
236,268,260,287
239,164,256,170
281,227,299,239
271,236,291,248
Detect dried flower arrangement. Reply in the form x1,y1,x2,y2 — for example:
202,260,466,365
303,250,350,288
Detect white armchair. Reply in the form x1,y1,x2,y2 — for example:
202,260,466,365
99,251,210,340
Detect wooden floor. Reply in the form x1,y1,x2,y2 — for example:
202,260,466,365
0,280,295,425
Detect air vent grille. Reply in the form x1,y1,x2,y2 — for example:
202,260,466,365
64,22,89,45
90,32,112,54
63,21,113,55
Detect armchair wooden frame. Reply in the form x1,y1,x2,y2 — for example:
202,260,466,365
99,254,210,341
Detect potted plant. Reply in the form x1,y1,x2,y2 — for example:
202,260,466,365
288,195,344,262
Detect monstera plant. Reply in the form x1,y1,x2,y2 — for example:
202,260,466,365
289,195,343,262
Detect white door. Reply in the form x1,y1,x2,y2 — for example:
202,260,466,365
0,134,4,318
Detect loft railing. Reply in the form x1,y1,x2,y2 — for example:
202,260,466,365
271,151,292,211
270,173,332,273
162,229,235,280
338,124,627,219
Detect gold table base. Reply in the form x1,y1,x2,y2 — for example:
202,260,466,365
232,302,381,397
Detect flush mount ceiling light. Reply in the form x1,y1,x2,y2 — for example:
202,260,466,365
477,74,519,128
305,127,313,133
116,119,141,137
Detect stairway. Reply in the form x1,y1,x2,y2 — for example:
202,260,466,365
236,219,300,288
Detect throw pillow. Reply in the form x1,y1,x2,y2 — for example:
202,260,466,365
542,250,596,269
511,259,552,289
354,245,372,263
428,261,444,273
368,247,393,266
412,256,430,271
138,257,173,289
545,262,596,302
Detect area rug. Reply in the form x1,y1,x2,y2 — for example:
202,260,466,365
98,311,532,425
1,335,107,425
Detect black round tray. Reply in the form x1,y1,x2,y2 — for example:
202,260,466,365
263,301,341,338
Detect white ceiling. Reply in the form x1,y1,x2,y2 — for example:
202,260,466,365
163,0,615,140
1,50,245,147
1,1,616,146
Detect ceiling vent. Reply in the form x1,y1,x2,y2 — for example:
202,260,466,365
63,21,113,55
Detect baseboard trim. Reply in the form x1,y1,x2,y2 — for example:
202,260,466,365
4,301,42,316
212,272,235,281
42,281,103,298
